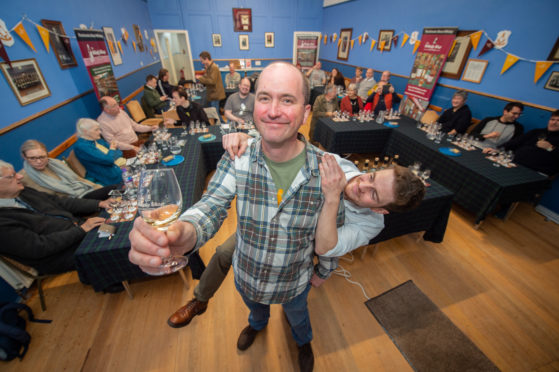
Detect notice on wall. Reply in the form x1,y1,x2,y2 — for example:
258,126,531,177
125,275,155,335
74,28,121,102
293,32,322,69
404,27,457,102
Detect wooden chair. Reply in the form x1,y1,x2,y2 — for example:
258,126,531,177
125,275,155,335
0,256,56,311
420,110,440,125
203,107,221,125
64,150,86,179
466,118,481,134
162,108,180,127
126,100,163,126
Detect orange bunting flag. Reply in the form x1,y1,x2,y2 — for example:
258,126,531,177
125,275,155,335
36,25,50,52
500,54,519,75
323,35,327,44
117,40,123,55
401,33,409,48
413,40,421,54
358,35,362,45
108,40,115,54
379,40,386,52
470,31,483,50
132,41,137,52
448,40,457,57
534,61,553,83
350,39,355,49
13,22,36,52
333,33,337,42
370,39,376,51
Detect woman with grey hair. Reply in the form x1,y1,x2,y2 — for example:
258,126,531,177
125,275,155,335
74,118,125,186
20,139,117,200
339,83,363,116
439,90,472,135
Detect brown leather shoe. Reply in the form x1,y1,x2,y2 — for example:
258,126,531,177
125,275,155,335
167,298,208,328
237,325,260,351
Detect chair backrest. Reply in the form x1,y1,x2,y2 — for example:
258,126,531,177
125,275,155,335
466,118,481,134
163,108,180,122
420,110,440,125
126,100,147,123
65,150,86,179
140,96,156,119
203,107,221,125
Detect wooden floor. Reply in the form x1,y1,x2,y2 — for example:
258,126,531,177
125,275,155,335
6,118,559,372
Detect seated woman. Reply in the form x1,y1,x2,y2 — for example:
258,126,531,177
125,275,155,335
339,83,363,116
364,81,401,115
329,68,346,91
438,90,472,135
156,68,177,97
74,118,126,186
20,140,117,200
171,89,210,126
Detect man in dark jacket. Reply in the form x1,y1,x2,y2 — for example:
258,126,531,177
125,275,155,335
0,160,108,275
471,102,524,149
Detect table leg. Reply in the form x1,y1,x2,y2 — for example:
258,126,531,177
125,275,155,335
503,202,520,221
122,280,133,299
473,220,484,230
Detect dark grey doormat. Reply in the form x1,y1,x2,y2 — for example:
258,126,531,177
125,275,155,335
365,280,500,372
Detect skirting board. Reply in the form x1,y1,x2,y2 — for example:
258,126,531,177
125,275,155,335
535,204,559,225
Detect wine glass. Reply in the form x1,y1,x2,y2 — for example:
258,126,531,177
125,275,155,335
137,168,187,275
421,169,431,186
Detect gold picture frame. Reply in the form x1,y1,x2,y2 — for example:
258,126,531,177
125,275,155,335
40,19,77,69
0,58,51,106
461,59,488,84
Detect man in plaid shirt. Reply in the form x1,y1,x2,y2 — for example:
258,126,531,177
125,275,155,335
129,62,343,371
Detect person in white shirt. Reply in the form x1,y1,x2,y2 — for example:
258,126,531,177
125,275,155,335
357,68,376,100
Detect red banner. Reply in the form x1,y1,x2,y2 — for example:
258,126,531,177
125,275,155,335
404,28,457,102
74,29,120,102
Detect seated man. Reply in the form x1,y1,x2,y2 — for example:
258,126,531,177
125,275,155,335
471,102,524,149
0,160,108,275
225,62,241,89
97,96,154,158
171,89,210,126
357,68,376,101
165,132,425,328
340,83,363,116
142,74,169,117
305,61,327,89
483,110,559,176
224,78,255,125
364,81,401,115
438,90,472,135
156,68,176,97
309,84,339,145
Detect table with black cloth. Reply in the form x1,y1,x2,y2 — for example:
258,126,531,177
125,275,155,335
75,127,226,292
313,116,550,224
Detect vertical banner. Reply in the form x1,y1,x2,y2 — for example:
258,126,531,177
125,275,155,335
74,29,120,102
293,32,321,69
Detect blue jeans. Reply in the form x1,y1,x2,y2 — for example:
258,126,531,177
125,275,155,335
237,283,313,346
207,100,220,111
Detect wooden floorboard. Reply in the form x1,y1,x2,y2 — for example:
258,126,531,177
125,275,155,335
5,116,559,371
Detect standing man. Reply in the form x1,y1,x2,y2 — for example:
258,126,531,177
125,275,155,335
471,102,524,149
225,62,241,89
357,68,376,100
97,96,154,158
129,62,342,372
306,61,327,89
196,51,226,112
224,77,255,125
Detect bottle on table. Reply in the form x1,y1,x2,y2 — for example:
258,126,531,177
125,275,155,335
353,160,360,171
372,157,380,172
362,159,370,173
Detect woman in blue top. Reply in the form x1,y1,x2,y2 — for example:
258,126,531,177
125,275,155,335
74,118,124,186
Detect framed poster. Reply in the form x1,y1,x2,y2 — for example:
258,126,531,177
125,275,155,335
233,8,252,32
239,35,249,50
377,29,395,51
544,71,559,92
293,32,321,69
441,30,473,79
337,28,352,61
0,58,51,106
547,37,559,61
212,33,222,47
40,19,77,69
462,59,488,84
265,32,274,48
133,24,145,52
102,26,122,65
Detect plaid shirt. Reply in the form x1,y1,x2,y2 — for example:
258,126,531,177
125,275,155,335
180,134,344,304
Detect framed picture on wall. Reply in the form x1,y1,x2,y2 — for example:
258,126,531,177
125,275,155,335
212,33,222,47
102,26,122,65
265,32,274,48
233,8,252,32
461,59,488,84
377,29,395,51
441,30,473,79
337,28,352,61
239,35,249,50
544,71,559,92
133,24,145,52
0,58,51,106
547,37,559,61
40,19,77,69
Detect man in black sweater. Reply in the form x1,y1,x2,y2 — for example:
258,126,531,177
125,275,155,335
483,110,559,176
0,160,109,275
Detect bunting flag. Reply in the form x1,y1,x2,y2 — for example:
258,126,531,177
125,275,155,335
379,40,385,52
413,40,421,54
13,22,36,52
363,33,369,43
358,35,362,45
478,39,494,57
117,40,123,55
0,39,12,67
333,33,337,42
392,35,399,48
500,54,519,75
150,38,156,49
330,35,333,43
36,25,50,52
401,33,409,48
470,31,482,50
448,40,457,57
370,39,376,51
350,39,354,49
108,40,115,54
323,35,327,44
132,40,136,52
121,28,129,43
534,61,553,83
